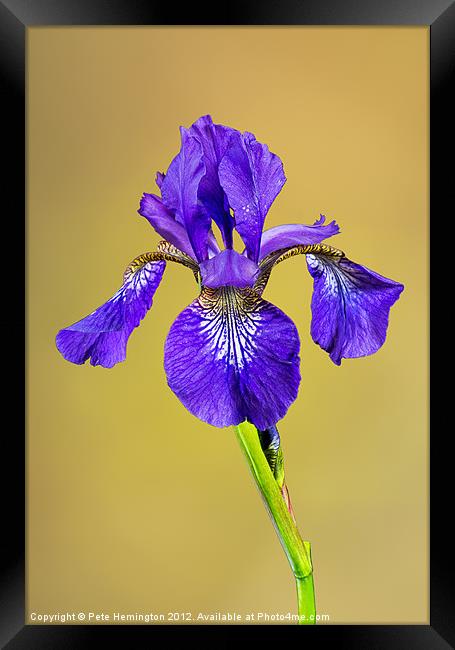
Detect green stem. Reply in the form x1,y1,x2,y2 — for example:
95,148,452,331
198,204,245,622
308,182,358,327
233,421,316,625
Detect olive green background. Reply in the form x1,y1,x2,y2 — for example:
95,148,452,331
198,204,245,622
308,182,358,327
27,27,428,624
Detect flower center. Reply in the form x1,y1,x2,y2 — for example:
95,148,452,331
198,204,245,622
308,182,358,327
199,249,260,288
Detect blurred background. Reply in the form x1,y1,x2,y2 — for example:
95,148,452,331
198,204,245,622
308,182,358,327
27,27,428,624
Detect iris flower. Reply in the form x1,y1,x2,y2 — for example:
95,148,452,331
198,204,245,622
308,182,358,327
56,114,403,623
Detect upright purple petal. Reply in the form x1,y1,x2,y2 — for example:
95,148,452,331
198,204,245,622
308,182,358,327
139,193,220,259
138,193,196,259
306,254,404,365
259,215,340,260
188,115,236,248
206,231,221,257
164,287,300,429
155,171,165,189
160,128,209,262
219,131,286,263
199,249,259,288
56,259,166,368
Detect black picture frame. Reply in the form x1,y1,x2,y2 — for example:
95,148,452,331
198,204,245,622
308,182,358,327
1,1,450,647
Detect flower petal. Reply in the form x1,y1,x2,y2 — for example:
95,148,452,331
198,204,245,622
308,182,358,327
164,287,301,429
306,254,404,365
139,193,220,260
155,171,165,189
138,193,196,259
56,259,166,368
160,128,210,262
259,214,340,261
219,131,286,263
199,249,259,288
188,115,236,248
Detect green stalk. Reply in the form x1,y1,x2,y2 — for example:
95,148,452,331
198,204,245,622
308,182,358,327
233,421,316,625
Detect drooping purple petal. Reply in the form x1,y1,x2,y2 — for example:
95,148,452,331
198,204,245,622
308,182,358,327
138,193,196,258
56,259,166,368
164,287,301,429
160,128,209,262
188,115,236,248
259,215,340,260
306,254,404,365
199,249,259,288
219,131,286,263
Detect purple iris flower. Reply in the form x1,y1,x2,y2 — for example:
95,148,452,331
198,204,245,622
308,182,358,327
56,115,404,430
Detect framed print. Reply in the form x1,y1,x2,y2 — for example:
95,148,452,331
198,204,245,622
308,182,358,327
1,0,451,647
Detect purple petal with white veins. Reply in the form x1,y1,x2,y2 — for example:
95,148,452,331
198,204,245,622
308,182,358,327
188,115,236,248
200,249,259,288
164,287,301,429
56,259,166,368
219,131,286,263
138,193,196,258
160,128,210,262
259,215,340,260
306,254,404,365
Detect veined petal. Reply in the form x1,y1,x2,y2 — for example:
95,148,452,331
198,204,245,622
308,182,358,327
138,193,196,259
164,287,300,429
160,128,210,262
56,258,166,368
219,131,286,263
306,254,404,365
188,115,236,248
259,215,340,261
